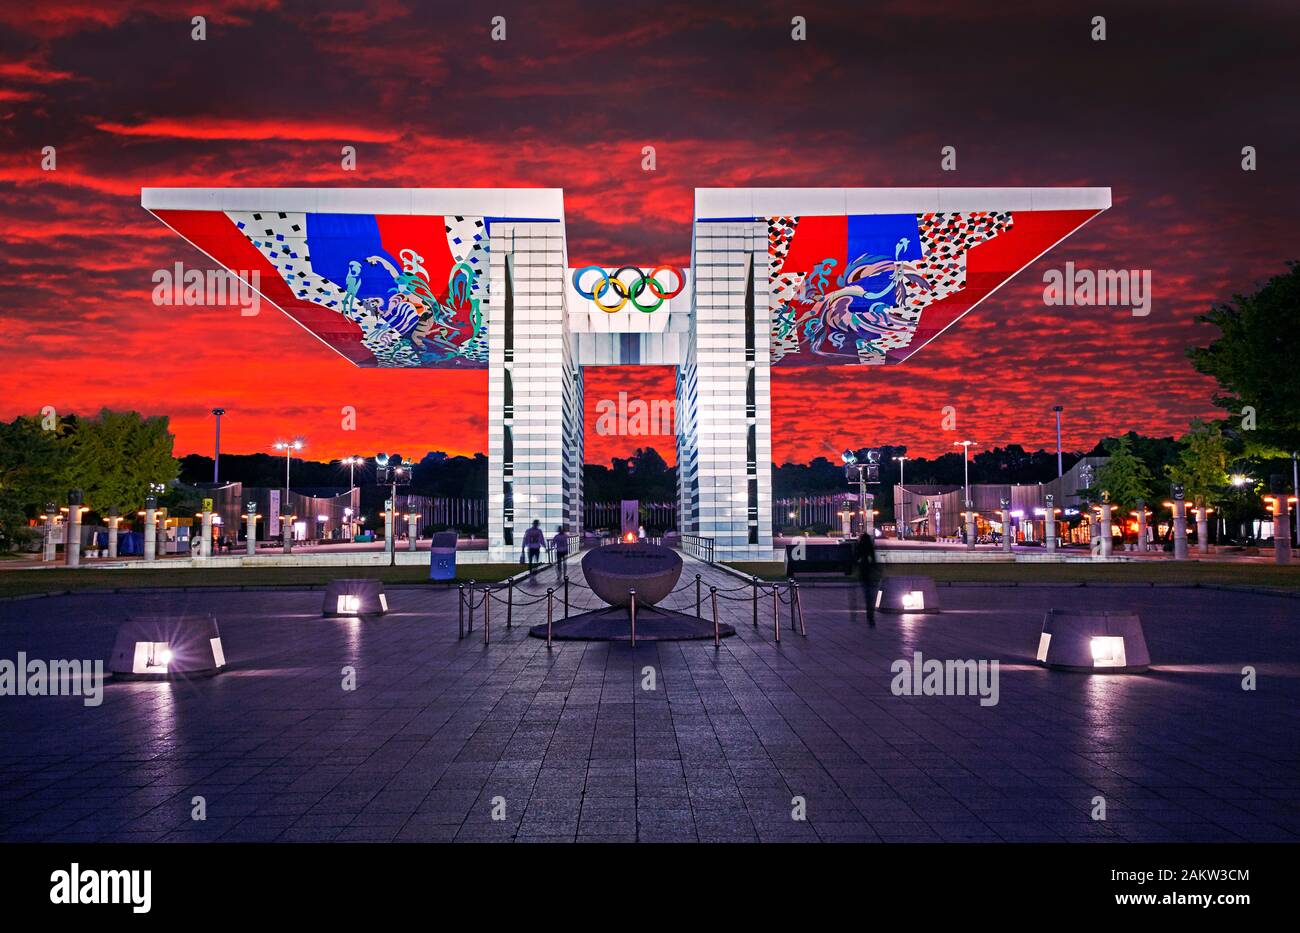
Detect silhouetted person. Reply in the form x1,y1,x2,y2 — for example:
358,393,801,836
552,525,569,579
857,531,882,626
523,519,545,571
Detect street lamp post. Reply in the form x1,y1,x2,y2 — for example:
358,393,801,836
376,454,409,567
245,501,258,557
211,408,225,484
1293,451,1299,547
1044,493,1058,553
954,440,977,549
893,455,909,540
274,439,303,550
1052,406,1064,478
65,489,85,568
1000,497,1013,554
340,456,363,488
1230,473,1250,543
41,501,57,563
840,448,880,538
274,439,303,497
1169,483,1189,561
142,494,157,562
339,457,364,546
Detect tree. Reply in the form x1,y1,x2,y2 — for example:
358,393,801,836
0,415,71,550
583,448,677,502
64,409,179,515
1096,436,1154,540
1087,431,1180,481
1166,418,1229,509
1188,262,1300,457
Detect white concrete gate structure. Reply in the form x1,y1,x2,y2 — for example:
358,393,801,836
143,185,1109,562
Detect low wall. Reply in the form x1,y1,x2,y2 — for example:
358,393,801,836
87,550,504,571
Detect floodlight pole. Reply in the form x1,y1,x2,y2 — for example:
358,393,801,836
1053,406,1064,478
893,455,909,539
211,408,225,484
955,440,976,549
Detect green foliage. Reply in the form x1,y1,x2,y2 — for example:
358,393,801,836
65,408,179,512
584,448,676,501
1166,418,1229,507
0,415,72,550
1188,262,1300,456
1087,431,1181,479
1096,435,1155,511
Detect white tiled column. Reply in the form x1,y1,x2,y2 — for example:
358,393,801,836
488,222,580,558
686,221,775,559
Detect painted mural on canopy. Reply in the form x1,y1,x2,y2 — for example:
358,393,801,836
231,211,491,367
767,211,1013,366
151,208,537,368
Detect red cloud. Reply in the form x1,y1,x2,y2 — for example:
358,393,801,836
95,119,402,143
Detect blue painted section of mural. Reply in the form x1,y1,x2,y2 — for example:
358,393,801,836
307,213,399,300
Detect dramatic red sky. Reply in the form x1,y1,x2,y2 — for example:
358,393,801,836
2,1,1296,468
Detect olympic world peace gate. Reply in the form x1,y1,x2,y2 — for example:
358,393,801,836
142,186,1110,560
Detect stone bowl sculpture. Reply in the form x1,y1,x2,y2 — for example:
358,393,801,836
581,543,683,607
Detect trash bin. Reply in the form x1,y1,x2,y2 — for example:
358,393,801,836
429,531,458,581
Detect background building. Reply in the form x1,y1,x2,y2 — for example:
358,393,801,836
895,455,1108,541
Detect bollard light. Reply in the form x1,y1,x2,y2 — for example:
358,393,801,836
1089,636,1127,668
109,614,225,680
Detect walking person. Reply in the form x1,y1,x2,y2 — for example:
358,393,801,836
552,525,569,580
857,530,882,626
523,519,545,572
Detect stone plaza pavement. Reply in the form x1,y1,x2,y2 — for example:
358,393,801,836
1,553,1297,843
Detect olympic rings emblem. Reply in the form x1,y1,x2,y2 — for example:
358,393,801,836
572,265,686,313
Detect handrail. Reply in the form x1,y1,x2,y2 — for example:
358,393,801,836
679,533,715,563
456,568,806,644
543,532,579,563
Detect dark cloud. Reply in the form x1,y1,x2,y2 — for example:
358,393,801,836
0,0,1296,464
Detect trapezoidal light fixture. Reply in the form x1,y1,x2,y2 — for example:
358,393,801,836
108,613,227,680
323,578,389,617
877,576,941,613
1036,609,1150,673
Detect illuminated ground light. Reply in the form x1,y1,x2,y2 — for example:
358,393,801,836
322,578,389,617
1036,609,1150,673
877,576,941,613
108,614,226,680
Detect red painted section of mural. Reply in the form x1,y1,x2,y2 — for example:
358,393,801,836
153,209,374,364
904,208,1102,356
